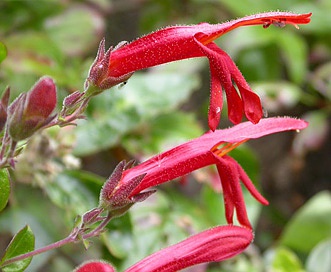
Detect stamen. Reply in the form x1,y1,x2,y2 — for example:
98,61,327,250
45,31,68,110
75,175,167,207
211,139,248,157
273,20,286,28
262,19,300,30
113,41,128,51
263,22,271,29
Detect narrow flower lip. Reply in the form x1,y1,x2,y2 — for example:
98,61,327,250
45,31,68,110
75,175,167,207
213,11,312,32
122,117,308,195
194,40,263,128
108,12,311,77
126,225,253,272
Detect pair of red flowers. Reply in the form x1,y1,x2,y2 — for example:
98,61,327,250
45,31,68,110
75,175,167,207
78,11,311,272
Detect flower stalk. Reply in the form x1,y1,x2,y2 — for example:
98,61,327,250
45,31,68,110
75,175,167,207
1,208,112,268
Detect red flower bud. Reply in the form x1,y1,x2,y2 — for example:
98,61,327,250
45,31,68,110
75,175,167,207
7,77,57,141
0,86,10,133
74,260,116,272
63,90,84,109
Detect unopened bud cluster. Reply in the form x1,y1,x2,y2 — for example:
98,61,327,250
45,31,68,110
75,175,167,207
6,77,57,141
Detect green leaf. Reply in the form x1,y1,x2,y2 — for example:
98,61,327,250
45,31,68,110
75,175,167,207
0,1,62,33
310,62,331,101
221,27,283,82
216,0,311,16
0,185,70,271
201,186,227,226
73,70,200,156
122,112,203,156
44,171,101,217
221,25,308,84
291,2,331,34
0,169,10,212
279,191,331,254
306,239,331,272
3,32,63,66
229,144,260,184
0,41,7,63
0,225,35,272
44,6,103,56
221,26,277,58
265,247,304,272
1,31,87,90
102,213,133,260
251,81,302,113
0,33,69,90
277,32,308,84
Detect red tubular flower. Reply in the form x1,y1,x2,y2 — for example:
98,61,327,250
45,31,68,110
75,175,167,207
86,12,311,130
126,225,253,272
104,117,307,228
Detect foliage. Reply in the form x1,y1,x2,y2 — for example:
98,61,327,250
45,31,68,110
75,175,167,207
0,1,330,272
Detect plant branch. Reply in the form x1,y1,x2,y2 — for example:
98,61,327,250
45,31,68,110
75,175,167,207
82,212,113,240
1,235,75,267
1,212,113,268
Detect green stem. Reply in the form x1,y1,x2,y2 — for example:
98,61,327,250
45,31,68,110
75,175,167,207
1,235,75,267
0,138,16,168
1,212,113,268
82,212,113,240
0,128,10,163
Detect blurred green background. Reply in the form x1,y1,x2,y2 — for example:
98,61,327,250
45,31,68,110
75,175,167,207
0,0,330,271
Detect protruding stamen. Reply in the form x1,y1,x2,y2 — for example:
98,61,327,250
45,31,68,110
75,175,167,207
211,140,248,157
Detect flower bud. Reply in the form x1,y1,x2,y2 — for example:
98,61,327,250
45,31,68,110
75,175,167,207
7,77,57,141
84,39,133,96
60,90,85,118
74,260,116,272
63,90,84,109
99,161,155,217
0,86,10,133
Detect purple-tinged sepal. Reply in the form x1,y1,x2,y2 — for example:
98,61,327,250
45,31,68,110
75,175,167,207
84,39,133,96
99,160,155,217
